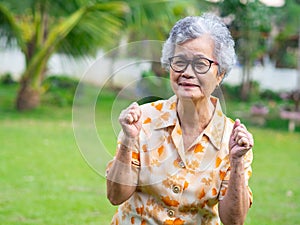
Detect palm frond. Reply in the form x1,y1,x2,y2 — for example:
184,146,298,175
0,3,26,51
57,1,128,56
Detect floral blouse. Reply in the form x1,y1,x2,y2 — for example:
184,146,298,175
106,95,253,225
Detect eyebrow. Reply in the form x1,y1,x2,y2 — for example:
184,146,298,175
174,53,208,59
193,53,207,58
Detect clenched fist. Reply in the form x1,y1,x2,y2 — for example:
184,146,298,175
119,102,142,138
229,119,254,160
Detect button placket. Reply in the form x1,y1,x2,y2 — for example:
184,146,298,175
167,209,175,217
172,185,180,194
179,161,185,168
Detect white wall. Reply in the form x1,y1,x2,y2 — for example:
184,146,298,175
0,48,298,92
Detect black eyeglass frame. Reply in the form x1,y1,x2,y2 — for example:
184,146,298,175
168,56,219,75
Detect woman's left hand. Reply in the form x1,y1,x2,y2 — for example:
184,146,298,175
229,119,254,159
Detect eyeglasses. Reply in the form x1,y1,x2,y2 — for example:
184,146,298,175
169,55,219,75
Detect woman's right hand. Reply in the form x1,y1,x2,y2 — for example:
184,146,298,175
119,102,142,138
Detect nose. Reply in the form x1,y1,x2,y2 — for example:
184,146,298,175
182,63,195,78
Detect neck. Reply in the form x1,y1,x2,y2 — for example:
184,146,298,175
177,97,214,133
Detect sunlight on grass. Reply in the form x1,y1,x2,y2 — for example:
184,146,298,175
0,118,116,224
1,84,299,224
245,128,300,225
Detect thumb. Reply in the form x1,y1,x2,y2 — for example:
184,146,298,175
233,118,241,129
230,118,240,143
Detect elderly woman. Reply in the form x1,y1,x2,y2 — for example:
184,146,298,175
106,13,254,225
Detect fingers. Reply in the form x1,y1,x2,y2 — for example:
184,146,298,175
231,119,254,149
119,102,141,125
233,118,241,129
238,137,250,148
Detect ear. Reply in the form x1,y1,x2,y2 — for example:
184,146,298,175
217,72,225,85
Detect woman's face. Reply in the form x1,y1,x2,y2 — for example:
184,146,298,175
169,35,223,102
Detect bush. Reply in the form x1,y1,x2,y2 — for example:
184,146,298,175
42,75,79,106
222,82,283,103
43,75,78,89
221,83,241,101
0,73,16,85
260,89,282,102
136,70,173,104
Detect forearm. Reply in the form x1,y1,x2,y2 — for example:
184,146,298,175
106,138,139,205
219,158,250,225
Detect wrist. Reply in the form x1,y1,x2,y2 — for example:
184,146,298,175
121,135,138,145
230,156,244,167
119,135,139,152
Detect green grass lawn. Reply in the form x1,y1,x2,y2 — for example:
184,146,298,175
1,83,300,224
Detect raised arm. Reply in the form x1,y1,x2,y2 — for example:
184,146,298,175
219,119,254,225
106,102,142,205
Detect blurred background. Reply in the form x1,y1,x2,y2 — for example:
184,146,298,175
0,0,299,224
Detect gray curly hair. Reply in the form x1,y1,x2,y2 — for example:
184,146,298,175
161,13,236,77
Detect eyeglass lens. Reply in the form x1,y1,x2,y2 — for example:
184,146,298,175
170,56,213,74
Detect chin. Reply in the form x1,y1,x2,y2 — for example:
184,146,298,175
177,91,204,101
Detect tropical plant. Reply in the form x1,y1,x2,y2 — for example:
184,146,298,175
0,0,128,110
0,0,212,110
105,0,213,89
218,0,272,100
103,0,182,88
116,0,216,91
269,0,300,69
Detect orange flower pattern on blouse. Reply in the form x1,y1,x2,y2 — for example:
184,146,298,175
107,95,253,225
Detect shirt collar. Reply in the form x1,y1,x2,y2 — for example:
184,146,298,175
152,95,178,129
152,95,226,150
202,97,226,150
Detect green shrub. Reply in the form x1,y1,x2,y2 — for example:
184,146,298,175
222,82,283,103
137,70,173,104
42,75,79,107
0,72,16,85
260,89,282,102
221,83,241,101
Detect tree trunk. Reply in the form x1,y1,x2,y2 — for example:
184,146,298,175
241,62,251,101
16,78,41,111
107,53,117,90
297,24,300,90
15,49,48,111
241,81,251,101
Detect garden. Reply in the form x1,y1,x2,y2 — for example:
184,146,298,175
0,0,299,224
0,75,299,224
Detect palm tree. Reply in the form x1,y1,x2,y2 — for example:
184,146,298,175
79,0,210,89
0,0,128,110
102,0,181,89
104,0,214,93
124,0,213,76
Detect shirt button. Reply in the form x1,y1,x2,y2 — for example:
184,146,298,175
172,185,180,194
167,209,175,217
179,161,185,168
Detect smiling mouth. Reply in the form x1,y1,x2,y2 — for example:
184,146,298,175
178,82,199,87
